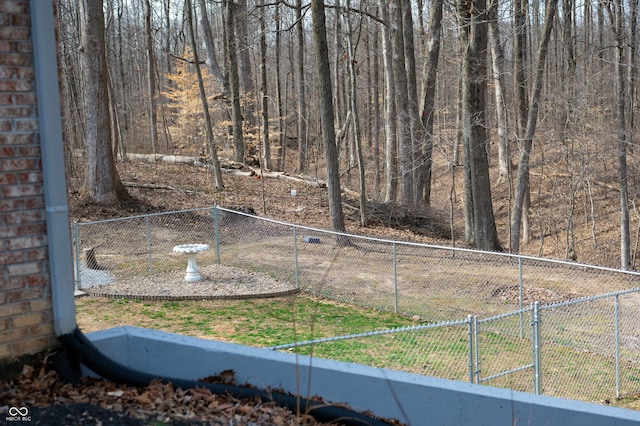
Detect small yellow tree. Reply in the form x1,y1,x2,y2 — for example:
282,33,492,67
163,48,222,157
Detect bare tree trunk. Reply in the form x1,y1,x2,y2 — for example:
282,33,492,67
144,0,158,164
613,0,631,269
401,0,420,205
628,0,638,155
459,0,502,251
391,0,414,205
296,0,308,173
197,0,229,97
236,0,255,125
510,0,558,253
274,3,286,171
372,21,382,197
488,0,511,182
512,0,531,250
416,0,444,206
80,0,129,203
186,0,224,190
380,1,398,202
224,1,245,163
311,0,346,234
258,0,271,170
344,0,366,226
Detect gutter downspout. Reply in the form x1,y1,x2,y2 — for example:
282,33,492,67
30,0,77,337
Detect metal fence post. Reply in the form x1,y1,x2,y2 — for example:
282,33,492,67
474,315,480,384
145,214,152,273
293,225,299,288
615,294,620,398
73,222,80,290
467,315,474,383
212,205,220,265
519,256,524,338
532,301,541,394
393,242,398,314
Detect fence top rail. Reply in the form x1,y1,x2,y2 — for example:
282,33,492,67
541,287,640,310
267,317,470,350
74,206,215,226
76,205,640,280
478,307,534,324
214,207,640,278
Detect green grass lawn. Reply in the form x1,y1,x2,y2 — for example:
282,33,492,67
75,293,640,412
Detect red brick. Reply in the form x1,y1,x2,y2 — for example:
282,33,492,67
8,288,43,303
26,275,49,287
0,41,12,53
0,302,27,317
0,199,20,210
0,344,11,358
15,120,37,132
30,323,55,338
10,13,31,28
0,159,39,172
0,277,27,291
11,312,44,328
15,67,33,79
0,79,33,92
7,235,44,250
4,210,43,224
0,278,28,292
2,184,42,198
0,146,15,156
8,261,42,277
0,120,12,131
12,337,54,355
22,197,44,209
0,93,11,104
0,134,35,145
0,172,17,184
20,223,47,235
12,93,35,105
14,40,31,53
26,249,46,262
17,146,39,157
0,2,29,14
0,27,30,40
0,328,29,345
18,171,41,183
0,319,9,332
0,251,23,265
0,65,15,77
29,299,52,312
0,53,31,66
0,106,33,118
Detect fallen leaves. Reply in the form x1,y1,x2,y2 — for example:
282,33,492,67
0,362,348,425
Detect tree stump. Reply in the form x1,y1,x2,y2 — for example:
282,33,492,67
83,247,100,270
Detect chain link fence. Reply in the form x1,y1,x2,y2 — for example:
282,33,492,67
73,206,640,403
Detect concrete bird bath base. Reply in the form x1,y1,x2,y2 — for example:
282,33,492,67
173,244,210,282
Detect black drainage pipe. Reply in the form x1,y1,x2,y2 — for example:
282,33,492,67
56,327,395,426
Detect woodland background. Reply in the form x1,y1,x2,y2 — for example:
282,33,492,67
59,0,640,271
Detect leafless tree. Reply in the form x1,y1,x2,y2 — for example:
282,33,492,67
311,0,346,234
79,0,129,204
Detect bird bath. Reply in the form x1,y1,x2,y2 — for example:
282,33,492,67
173,244,210,282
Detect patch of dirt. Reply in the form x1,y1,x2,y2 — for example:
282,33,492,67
490,284,569,306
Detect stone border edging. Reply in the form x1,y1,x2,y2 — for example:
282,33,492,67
83,287,301,301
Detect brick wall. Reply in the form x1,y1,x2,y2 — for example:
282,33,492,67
0,0,57,360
